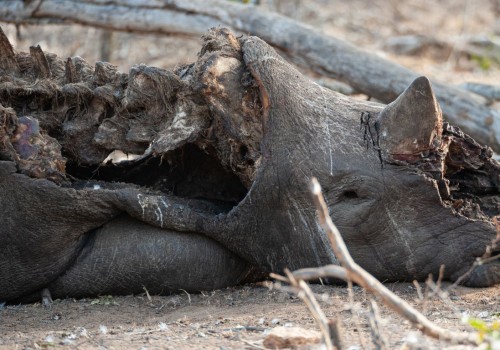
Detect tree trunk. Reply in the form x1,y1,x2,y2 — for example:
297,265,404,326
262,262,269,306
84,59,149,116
0,0,499,152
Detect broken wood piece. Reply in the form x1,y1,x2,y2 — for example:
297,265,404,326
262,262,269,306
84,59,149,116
64,57,77,83
284,269,335,350
460,82,500,102
29,45,52,79
367,300,388,350
327,319,343,350
0,27,19,73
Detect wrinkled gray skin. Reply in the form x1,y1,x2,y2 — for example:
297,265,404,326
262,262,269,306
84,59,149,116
0,162,253,301
211,37,499,286
1,32,499,303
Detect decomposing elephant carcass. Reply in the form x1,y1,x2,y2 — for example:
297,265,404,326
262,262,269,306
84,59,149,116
0,27,498,302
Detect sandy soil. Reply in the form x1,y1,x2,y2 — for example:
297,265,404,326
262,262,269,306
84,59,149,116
1,0,499,349
2,283,499,350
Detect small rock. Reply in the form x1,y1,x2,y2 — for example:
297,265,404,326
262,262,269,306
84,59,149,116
61,338,74,345
478,311,489,318
41,288,53,307
78,327,89,338
263,326,321,349
45,335,55,344
99,325,108,334
158,322,169,331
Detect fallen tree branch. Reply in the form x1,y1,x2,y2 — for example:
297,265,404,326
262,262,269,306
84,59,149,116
0,0,499,151
461,83,500,102
284,269,337,350
275,178,482,346
367,300,389,350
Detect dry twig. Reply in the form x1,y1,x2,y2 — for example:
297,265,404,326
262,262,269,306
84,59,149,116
283,269,337,350
412,280,424,301
328,319,343,350
276,178,480,346
240,338,267,350
367,300,389,350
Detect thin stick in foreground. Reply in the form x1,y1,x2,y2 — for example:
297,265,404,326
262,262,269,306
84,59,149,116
300,178,479,345
283,269,337,350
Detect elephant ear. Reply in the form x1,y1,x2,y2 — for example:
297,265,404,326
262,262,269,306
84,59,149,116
241,36,309,136
376,76,443,160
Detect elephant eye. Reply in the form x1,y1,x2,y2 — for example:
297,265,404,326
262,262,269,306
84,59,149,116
342,190,359,199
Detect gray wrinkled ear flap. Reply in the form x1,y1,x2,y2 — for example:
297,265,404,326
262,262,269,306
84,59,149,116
376,76,443,160
240,36,302,133
241,35,291,88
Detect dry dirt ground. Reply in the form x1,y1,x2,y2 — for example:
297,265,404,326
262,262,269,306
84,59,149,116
1,0,500,349
1,283,499,350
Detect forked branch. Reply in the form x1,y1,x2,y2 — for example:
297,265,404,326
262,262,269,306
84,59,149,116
274,178,481,346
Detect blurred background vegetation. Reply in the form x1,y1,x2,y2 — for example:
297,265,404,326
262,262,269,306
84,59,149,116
2,0,499,88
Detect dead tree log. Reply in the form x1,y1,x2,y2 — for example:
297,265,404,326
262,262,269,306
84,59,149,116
0,27,499,302
0,0,499,152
